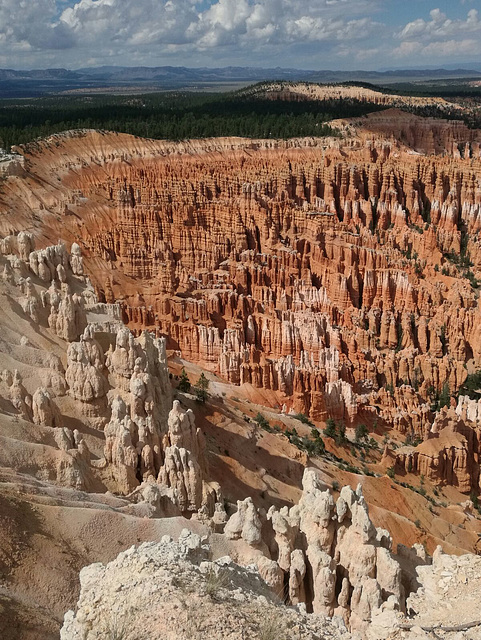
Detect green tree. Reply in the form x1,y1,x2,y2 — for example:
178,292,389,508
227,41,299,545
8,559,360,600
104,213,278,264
194,373,209,403
324,418,336,439
335,423,347,446
355,424,369,443
438,382,450,410
177,367,191,393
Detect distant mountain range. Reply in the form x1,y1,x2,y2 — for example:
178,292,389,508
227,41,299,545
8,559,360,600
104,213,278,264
1,65,480,98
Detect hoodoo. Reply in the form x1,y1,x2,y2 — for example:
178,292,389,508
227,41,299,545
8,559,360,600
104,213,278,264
0,106,481,640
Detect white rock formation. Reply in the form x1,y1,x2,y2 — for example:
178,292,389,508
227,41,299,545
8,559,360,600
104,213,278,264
60,531,351,640
223,468,410,633
32,387,62,427
65,325,109,417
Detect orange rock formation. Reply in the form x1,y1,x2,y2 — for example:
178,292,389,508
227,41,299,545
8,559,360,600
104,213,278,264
0,111,480,452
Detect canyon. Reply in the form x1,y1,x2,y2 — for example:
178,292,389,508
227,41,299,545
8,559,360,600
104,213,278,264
1,109,480,468
0,105,481,638
0,237,479,640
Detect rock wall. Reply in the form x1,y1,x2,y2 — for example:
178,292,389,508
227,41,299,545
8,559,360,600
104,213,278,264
0,118,480,435
392,405,481,493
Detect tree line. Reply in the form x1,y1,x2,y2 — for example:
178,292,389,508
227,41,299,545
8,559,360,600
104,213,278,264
0,91,387,149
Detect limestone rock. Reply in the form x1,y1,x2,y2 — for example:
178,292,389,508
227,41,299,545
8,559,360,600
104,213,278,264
65,325,109,413
224,497,264,547
32,387,62,428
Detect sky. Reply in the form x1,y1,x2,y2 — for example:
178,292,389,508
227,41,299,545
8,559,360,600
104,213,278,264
2,0,481,70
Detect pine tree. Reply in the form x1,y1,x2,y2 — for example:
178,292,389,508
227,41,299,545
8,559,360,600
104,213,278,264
194,373,209,403
177,367,191,393
355,424,369,443
438,382,450,410
324,418,336,439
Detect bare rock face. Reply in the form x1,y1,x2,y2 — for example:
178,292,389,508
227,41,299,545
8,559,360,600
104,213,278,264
49,287,87,342
104,396,138,493
102,328,173,492
60,530,351,640
0,231,34,261
9,369,32,420
95,325,214,509
20,277,40,323
224,496,264,547
44,353,67,397
32,387,62,427
158,446,203,513
69,242,84,276
393,407,481,493
65,325,109,418
107,327,138,390
2,122,479,433
267,504,298,572
223,467,410,634
157,400,219,515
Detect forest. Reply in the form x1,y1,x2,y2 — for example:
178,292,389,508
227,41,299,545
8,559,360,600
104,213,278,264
0,91,387,149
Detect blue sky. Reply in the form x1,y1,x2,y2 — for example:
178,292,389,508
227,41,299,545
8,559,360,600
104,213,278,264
2,0,481,70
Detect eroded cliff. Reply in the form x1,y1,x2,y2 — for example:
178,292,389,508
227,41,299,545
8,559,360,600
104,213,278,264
1,113,480,443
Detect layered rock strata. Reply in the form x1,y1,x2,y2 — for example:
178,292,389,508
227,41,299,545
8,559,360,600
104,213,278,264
0,116,479,441
0,229,480,640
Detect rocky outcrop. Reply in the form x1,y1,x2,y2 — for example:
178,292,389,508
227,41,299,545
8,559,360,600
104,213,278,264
224,496,264,547
157,400,220,516
8,369,32,420
48,288,87,342
392,407,481,493
223,467,415,635
32,387,62,427
101,328,173,492
60,530,351,640
60,524,481,640
104,396,139,493
65,325,109,418
2,122,479,432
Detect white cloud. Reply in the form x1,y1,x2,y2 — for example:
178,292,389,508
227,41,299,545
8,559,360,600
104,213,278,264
57,0,381,52
0,0,73,51
0,0,478,69
399,8,480,43
396,7,481,60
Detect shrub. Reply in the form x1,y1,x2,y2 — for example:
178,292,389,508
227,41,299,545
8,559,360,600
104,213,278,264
254,412,271,431
294,413,314,427
335,423,347,446
457,370,481,401
258,617,285,640
387,466,396,479
204,567,229,600
466,270,480,288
